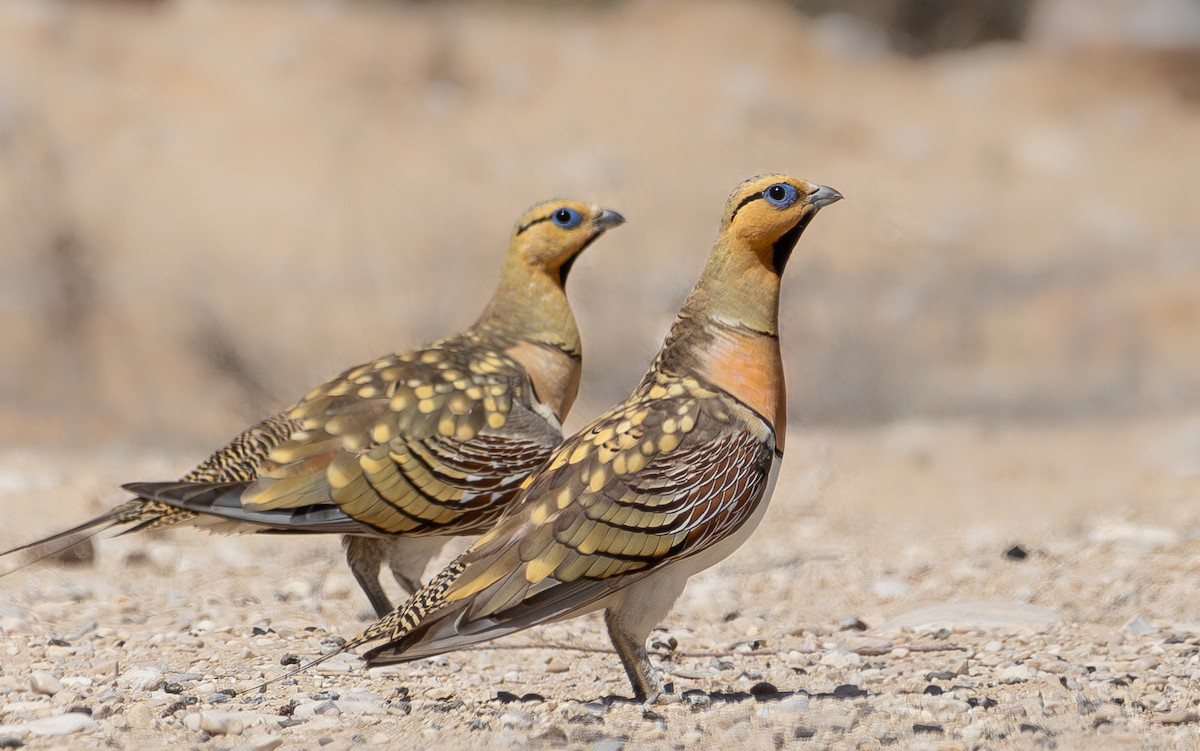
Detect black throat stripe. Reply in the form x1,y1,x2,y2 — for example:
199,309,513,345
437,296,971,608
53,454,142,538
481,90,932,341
771,214,810,274
558,229,605,285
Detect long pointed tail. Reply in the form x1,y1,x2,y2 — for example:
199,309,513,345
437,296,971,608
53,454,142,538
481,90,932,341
0,500,157,577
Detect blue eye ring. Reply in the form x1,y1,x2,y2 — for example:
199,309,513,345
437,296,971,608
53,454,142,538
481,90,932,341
763,183,798,208
552,207,583,228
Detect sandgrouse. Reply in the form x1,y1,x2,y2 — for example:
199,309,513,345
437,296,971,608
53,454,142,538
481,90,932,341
280,174,841,701
1,200,625,618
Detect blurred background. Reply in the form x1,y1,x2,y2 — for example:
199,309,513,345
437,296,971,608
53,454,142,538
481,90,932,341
0,0,1197,453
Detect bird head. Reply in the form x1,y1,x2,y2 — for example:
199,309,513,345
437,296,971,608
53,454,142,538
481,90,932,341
509,200,626,285
720,174,842,275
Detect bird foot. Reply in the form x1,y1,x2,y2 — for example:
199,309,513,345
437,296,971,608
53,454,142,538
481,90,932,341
640,681,680,705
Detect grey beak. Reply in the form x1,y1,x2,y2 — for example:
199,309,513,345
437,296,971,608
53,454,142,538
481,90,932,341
807,185,844,209
595,208,626,230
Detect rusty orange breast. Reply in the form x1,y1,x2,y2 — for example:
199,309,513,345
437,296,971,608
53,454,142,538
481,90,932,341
505,340,582,423
692,323,786,447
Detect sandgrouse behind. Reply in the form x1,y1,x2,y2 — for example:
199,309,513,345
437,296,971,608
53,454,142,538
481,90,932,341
283,173,841,701
1,200,625,618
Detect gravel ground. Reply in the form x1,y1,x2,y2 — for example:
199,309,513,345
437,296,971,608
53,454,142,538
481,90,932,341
3,418,1199,750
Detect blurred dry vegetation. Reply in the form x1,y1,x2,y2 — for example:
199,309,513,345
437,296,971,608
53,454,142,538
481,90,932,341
0,0,1197,452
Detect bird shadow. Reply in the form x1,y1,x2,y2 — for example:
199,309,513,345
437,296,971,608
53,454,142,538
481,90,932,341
495,681,870,708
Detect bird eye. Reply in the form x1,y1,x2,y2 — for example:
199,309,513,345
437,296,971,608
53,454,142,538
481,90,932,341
763,183,798,208
552,208,582,228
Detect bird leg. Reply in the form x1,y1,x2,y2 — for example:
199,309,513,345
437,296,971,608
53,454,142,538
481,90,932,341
342,536,394,618
384,536,447,601
605,607,664,703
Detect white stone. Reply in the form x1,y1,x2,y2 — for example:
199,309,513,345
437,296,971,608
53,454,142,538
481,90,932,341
293,700,340,719
333,701,384,716
198,711,246,736
116,667,163,691
29,671,62,696
499,712,532,729
997,665,1034,684
26,713,98,736
819,650,862,668
124,703,156,729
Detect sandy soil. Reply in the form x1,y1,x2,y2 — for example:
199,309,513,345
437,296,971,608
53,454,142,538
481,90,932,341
0,0,1198,749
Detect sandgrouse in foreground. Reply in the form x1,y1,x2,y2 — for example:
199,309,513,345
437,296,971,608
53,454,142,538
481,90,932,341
1,201,625,618
276,174,841,701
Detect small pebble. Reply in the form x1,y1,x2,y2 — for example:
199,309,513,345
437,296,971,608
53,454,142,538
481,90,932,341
292,700,339,719
498,712,531,729
997,665,1033,684
233,736,283,751
749,681,779,699
116,668,163,692
1004,544,1029,560
819,650,861,668
199,711,246,736
544,657,569,674
124,703,155,729
333,701,384,716
832,684,866,699
29,673,61,697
